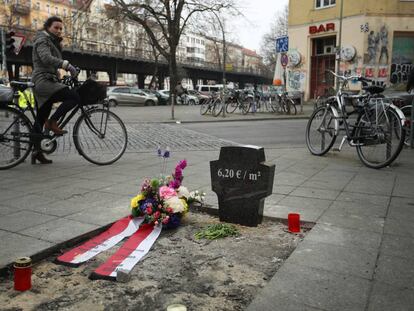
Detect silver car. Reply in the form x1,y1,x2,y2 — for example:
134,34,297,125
107,86,158,106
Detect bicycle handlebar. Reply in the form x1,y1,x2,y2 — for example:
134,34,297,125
325,70,372,84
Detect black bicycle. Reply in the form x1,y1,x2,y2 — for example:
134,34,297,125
306,71,406,169
0,76,128,170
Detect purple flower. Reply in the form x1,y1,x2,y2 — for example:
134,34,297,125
163,213,181,229
163,148,170,158
169,180,181,189
157,146,162,157
140,198,157,213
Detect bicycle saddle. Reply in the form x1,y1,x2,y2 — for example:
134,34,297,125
10,81,34,91
362,85,384,94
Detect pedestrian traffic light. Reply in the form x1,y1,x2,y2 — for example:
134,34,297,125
6,31,16,54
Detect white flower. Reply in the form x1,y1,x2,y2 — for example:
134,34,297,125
177,186,190,199
165,196,186,213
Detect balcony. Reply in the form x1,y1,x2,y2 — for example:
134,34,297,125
12,1,31,15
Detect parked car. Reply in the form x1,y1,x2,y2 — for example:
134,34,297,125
107,86,158,106
143,89,169,105
187,89,209,104
158,90,199,105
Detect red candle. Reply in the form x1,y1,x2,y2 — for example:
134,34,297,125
14,257,32,291
288,213,301,233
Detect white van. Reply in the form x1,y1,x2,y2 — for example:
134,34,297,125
196,85,222,95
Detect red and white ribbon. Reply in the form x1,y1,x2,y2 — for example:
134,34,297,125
90,223,162,280
56,216,144,266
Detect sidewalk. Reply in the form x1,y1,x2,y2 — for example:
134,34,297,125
1,104,413,310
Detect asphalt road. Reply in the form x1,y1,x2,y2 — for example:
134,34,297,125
181,119,308,149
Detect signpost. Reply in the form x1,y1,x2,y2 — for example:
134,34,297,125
276,36,289,53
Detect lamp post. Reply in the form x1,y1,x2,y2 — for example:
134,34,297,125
210,10,226,117
335,0,344,91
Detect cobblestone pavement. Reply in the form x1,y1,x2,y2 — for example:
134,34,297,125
53,123,237,155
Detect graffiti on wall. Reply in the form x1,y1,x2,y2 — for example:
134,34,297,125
288,70,306,91
390,34,414,85
366,25,389,65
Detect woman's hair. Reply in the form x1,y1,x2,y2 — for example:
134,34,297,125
43,16,63,30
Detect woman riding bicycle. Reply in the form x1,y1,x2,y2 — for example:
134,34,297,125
31,16,79,164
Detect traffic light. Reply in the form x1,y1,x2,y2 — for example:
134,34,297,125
5,31,15,54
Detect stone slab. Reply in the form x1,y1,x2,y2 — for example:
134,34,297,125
0,211,57,232
248,262,370,311
380,234,414,260
368,281,414,311
374,254,414,289
289,187,340,200
384,217,414,238
20,218,99,243
286,239,377,279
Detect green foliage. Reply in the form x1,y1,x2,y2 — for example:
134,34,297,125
194,223,239,240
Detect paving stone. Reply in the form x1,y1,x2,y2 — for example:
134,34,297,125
264,204,327,223
305,223,382,251
248,262,370,311
64,204,129,226
335,191,389,207
392,179,414,198
289,187,340,200
271,184,295,195
384,217,414,238
380,234,414,260
287,239,377,279
2,194,57,210
388,196,414,222
0,211,57,232
319,208,384,233
328,200,388,218
374,254,414,289
368,281,414,311
0,233,53,268
20,218,99,243
274,171,309,186
27,200,91,217
0,204,26,216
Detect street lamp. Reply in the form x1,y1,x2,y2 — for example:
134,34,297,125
210,10,226,117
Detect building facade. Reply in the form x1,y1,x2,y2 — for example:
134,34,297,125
288,0,414,99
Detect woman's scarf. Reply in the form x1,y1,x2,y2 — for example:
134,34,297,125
45,30,63,52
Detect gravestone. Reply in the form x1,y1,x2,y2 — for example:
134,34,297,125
210,145,275,227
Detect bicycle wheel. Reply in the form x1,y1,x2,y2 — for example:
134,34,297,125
212,98,224,117
241,98,252,115
306,105,338,156
226,99,238,113
285,98,297,115
400,105,412,146
200,100,211,115
356,106,405,168
0,106,33,169
73,108,127,165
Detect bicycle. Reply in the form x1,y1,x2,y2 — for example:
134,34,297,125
0,76,128,170
200,91,223,117
274,92,297,115
306,70,406,169
225,89,253,115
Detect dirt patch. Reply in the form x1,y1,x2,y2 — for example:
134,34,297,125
0,212,309,311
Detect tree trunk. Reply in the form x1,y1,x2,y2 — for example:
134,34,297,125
169,49,178,120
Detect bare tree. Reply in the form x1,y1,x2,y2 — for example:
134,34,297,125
112,0,236,119
259,4,288,72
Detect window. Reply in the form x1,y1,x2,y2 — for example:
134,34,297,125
63,9,67,17
113,88,130,93
316,0,336,9
46,4,50,15
55,7,58,15
32,19,38,29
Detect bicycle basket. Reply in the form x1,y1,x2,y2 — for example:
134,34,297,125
0,86,13,107
77,79,107,106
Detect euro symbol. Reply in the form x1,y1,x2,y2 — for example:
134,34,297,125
236,170,242,179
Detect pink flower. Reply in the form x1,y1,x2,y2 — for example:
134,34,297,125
146,207,153,215
166,207,173,214
169,180,181,189
178,160,187,170
154,221,159,225
175,167,183,179
159,186,177,199
162,216,170,224
154,211,161,219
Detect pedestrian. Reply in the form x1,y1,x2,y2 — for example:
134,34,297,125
31,16,79,164
175,81,187,104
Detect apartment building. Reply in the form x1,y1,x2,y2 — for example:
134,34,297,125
288,0,414,99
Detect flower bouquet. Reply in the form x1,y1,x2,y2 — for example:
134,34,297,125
130,159,204,229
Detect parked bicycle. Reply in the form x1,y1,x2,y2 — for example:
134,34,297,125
306,70,406,169
225,89,254,114
274,92,297,115
0,76,128,170
200,91,223,116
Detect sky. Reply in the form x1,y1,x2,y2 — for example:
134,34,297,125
229,0,289,53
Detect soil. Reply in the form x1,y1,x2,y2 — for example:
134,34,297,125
0,212,308,311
